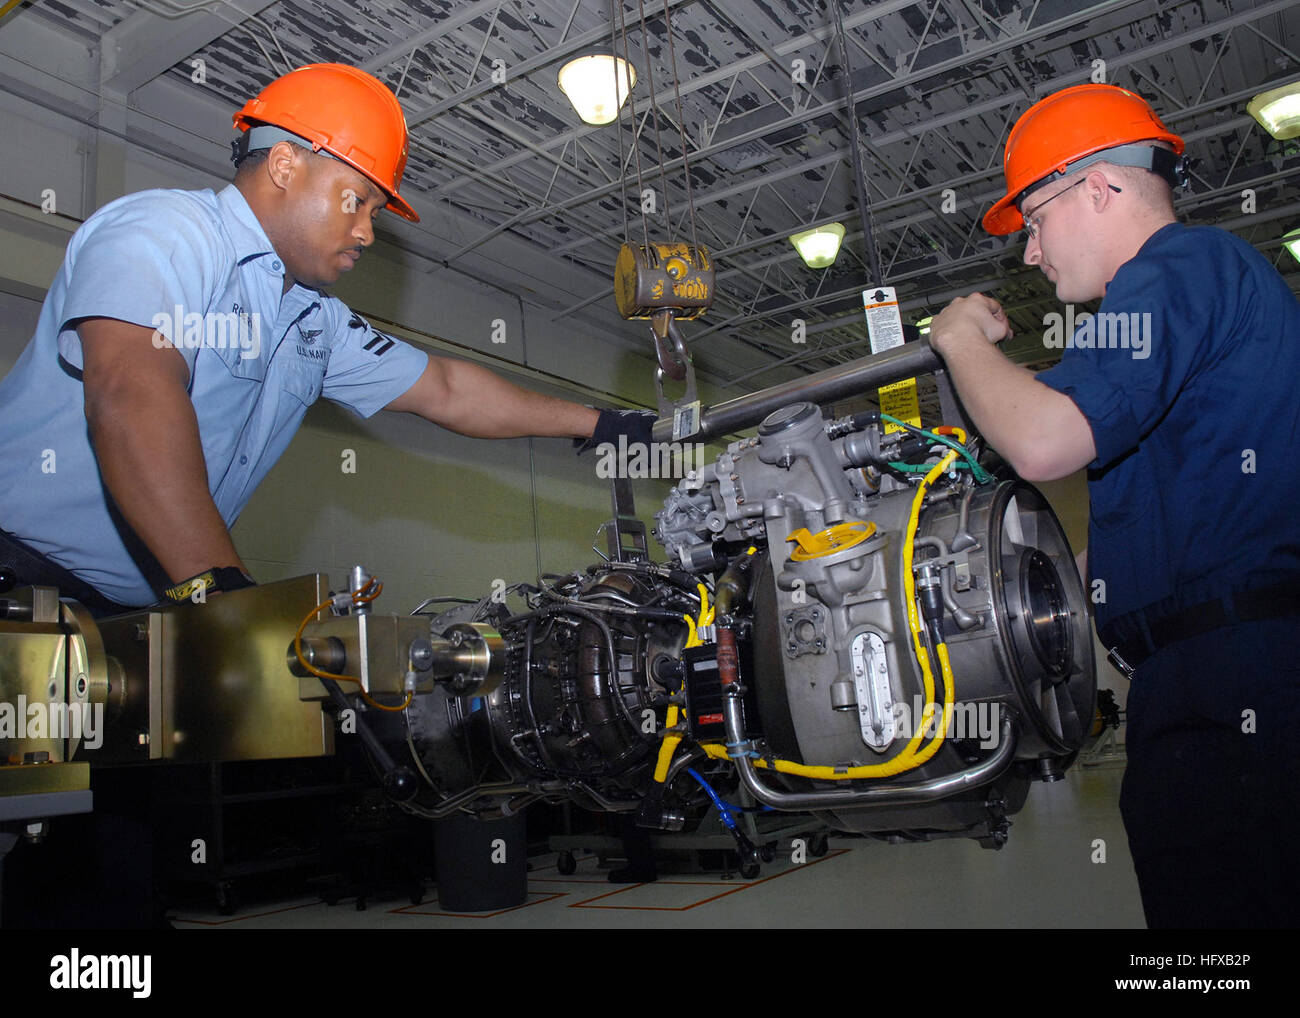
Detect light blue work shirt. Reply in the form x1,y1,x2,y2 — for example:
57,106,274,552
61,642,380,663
0,184,428,606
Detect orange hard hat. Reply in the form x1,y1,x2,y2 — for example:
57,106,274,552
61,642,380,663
233,63,419,223
983,84,1184,235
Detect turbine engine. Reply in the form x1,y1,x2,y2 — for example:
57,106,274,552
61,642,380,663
308,400,1094,856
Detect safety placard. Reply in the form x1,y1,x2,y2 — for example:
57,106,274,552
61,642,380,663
862,286,920,433
863,286,904,353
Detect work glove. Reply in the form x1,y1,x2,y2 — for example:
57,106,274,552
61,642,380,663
574,408,657,455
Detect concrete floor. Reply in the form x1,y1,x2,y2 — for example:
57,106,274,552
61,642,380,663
173,759,1144,930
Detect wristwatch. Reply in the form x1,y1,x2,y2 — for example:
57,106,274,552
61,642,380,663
163,567,256,603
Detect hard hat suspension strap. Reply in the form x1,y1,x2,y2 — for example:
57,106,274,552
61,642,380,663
1017,143,1191,207
231,124,335,167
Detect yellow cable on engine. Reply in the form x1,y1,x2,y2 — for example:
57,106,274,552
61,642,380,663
653,704,683,783
697,583,714,626
682,614,699,648
895,435,963,765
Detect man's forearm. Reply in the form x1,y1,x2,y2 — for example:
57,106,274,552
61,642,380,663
928,293,1096,481
388,355,601,439
86,382,246,584
934,337,1095,481
935,338,1046,470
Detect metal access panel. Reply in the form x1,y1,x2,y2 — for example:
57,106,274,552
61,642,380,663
96,575,335,764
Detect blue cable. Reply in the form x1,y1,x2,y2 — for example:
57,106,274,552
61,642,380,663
686,767,739,829
685,767,772,826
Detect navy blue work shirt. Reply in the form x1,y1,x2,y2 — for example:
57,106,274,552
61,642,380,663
0,185,428,606
1037,222,1300,632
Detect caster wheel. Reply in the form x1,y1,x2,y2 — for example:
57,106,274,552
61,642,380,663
759,842,776,863
809,833,829,857
557,850,577,875
355,897,367,912
738,858,760,879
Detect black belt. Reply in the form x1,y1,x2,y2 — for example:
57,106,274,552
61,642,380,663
0,526,133,618
1100,581,1300,677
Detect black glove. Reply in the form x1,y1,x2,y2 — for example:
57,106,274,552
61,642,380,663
575,408,657,455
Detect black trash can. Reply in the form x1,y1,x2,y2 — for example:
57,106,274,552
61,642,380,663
432,810,528,912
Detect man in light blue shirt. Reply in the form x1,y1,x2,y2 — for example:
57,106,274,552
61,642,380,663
0,63,646,613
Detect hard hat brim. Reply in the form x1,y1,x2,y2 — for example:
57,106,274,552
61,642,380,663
983,193,1023,236
384,192,420,223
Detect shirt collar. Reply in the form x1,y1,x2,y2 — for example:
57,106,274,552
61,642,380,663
217,184,279,267
218,184,327,303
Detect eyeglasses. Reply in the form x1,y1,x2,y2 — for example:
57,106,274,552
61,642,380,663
1020,179,1085,242
1021,179,1123,242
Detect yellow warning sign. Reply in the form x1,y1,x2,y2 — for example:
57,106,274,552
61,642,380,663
879,379,921,434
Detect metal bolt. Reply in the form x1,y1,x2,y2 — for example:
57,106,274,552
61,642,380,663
409,638,433,669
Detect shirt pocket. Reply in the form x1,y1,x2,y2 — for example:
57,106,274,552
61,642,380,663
278,358,325,407
209,329,268,385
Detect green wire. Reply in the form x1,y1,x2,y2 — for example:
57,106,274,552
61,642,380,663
881,414,992,483
888,461,975,474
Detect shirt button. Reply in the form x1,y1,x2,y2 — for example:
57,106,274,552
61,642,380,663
272,260,282,271
239,455,248,465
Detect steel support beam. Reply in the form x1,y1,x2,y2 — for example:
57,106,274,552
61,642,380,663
100,0,279,95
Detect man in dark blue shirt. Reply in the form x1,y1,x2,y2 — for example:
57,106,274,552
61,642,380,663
930,84,1300,927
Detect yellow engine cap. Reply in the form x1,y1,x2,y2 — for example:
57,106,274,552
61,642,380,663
786,521,877,560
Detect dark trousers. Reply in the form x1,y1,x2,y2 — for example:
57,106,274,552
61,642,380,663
1119,617,1300,928
0,527,133,617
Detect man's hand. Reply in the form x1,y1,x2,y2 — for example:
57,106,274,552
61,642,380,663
78,317,249,585
575,408,657,454
930,292,1014,355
